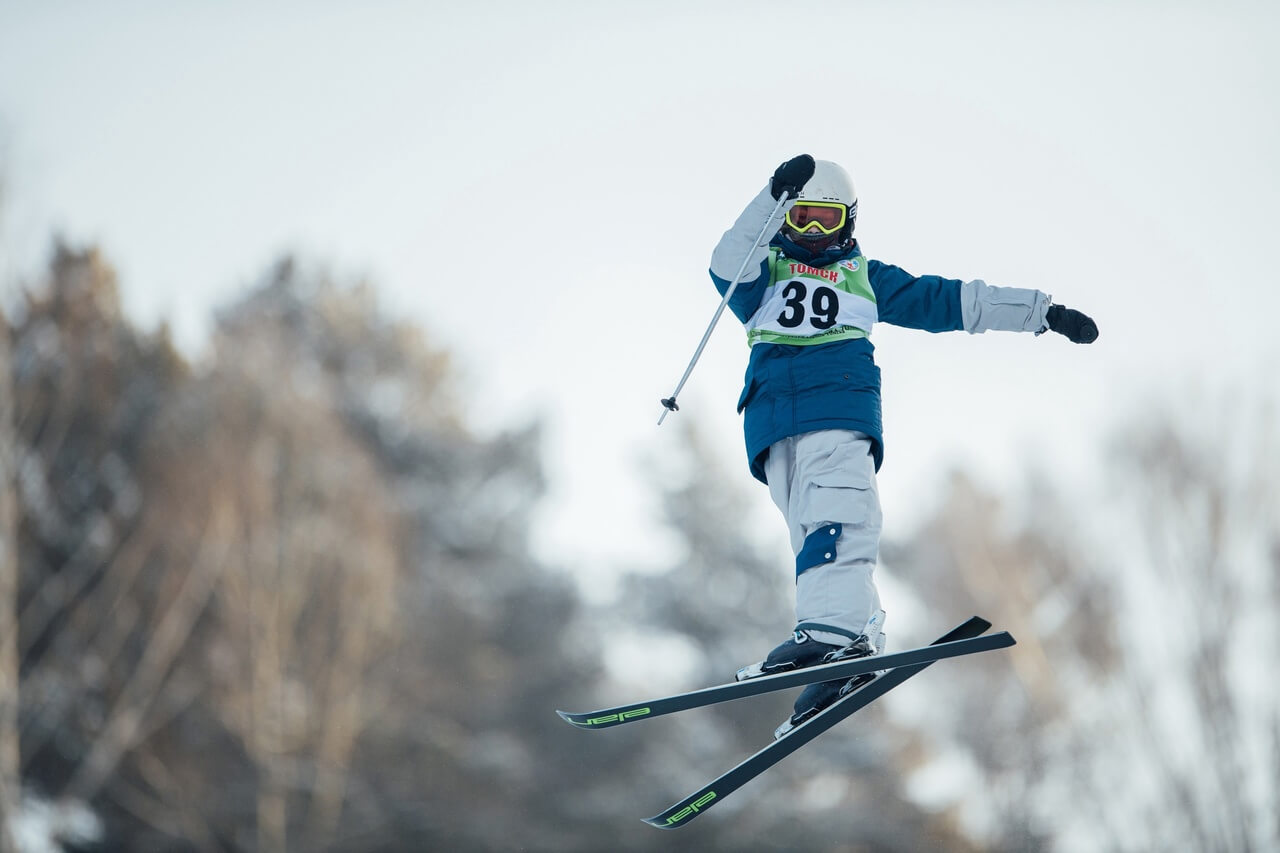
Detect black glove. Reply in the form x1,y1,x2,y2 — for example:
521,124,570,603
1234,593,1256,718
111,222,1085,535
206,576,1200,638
1045,304,1099,344
771,154,815,200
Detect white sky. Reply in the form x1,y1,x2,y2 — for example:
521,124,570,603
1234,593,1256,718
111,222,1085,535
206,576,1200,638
2,1,1278,596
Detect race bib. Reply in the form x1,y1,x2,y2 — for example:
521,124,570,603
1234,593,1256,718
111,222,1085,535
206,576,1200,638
746,253,878,347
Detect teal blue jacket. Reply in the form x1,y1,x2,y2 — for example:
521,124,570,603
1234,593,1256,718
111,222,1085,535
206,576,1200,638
711,237,967,483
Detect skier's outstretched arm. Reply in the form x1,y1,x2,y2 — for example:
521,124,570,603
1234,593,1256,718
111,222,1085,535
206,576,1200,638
870,261,1098,343
961,281,1099,343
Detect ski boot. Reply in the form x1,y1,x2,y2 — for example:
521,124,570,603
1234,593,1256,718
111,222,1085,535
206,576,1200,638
736,611,886,739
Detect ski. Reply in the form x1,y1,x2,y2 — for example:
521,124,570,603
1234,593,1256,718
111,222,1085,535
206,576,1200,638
641,616,1001,829
556,621,1013,730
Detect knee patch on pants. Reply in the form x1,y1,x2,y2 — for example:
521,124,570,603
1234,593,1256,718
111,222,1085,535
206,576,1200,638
796,523,842,577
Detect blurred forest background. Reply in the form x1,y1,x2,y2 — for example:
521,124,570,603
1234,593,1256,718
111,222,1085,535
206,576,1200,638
0,239,1275,852
2,0,1278,848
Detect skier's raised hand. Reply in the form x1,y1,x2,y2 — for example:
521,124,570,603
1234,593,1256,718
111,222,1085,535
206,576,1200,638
1045,304,1099,344
770,154,815,200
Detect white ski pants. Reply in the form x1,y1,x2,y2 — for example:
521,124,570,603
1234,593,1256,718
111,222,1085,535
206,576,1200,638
763,429,883,647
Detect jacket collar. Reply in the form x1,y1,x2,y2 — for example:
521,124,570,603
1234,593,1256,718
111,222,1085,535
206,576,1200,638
771,235,862,267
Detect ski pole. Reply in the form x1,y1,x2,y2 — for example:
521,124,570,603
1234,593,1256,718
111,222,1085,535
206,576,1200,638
657,191,791,425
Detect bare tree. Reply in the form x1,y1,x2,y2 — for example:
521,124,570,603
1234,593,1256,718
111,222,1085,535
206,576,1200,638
188,336,403,853
880,468,1122,850
7,244,185,848
0,157,20,853
1,304,20,853
1082,395,1280,852
883,391,1279,851
4,247,641,851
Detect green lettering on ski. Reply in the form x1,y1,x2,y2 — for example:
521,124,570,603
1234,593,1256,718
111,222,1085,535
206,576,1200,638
666,791,717,825
575,706,651,727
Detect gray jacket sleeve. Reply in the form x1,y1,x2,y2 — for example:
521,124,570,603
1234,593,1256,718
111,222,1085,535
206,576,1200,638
960,279,1051,334
709,185,794,282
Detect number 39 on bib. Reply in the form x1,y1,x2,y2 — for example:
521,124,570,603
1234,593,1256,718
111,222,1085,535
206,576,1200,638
745,251,879,347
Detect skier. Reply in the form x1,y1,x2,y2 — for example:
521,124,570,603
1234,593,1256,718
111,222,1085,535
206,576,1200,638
721,154,1098,737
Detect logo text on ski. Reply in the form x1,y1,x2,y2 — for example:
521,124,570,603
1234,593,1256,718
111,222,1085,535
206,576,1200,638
665,791,716,826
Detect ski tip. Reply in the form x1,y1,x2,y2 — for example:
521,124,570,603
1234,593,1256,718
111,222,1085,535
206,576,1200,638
555,704,655,729
642,789,719,829
641,812,691,830
555,709,590,727
968,615,993,634
554,708,628,729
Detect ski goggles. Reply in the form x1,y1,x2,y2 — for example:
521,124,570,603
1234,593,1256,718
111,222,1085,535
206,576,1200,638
784,201,847,235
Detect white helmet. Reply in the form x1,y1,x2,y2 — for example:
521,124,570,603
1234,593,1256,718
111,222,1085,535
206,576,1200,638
795,160,857,209
782,160,858,250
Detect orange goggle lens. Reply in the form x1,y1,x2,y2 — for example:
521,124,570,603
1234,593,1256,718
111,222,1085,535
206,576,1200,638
785,203,847,235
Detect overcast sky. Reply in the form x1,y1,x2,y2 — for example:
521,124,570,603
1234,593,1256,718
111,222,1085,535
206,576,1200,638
3,1,1277,597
